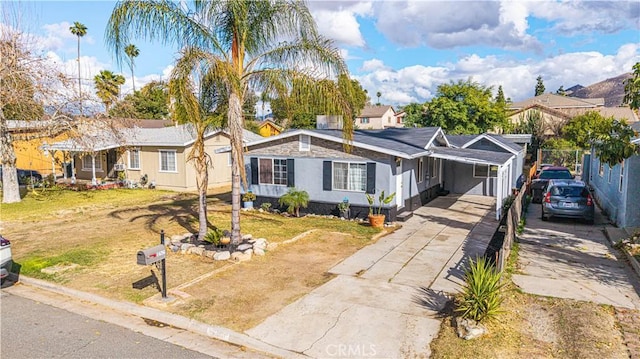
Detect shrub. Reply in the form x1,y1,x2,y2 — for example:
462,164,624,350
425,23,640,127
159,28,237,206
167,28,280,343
456,256,504,323
260,202,272,211
242,191,256,202
203,228,224,245
366,190,395,216
278,188,309,217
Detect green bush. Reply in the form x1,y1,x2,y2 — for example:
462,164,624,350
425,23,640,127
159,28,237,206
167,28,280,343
260,202,272,212
278,188,309,217
456,256,504,322
203,228,224,245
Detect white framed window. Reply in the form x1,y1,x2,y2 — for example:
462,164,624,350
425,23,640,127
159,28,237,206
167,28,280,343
259,158,287,185
425,157,438,178
417,158,424,183
619,160,624,192
473,164,498,178
159,150,177,172
82,154,103,171
361,117,369,124
227,153,232,167
598,162,604,176
607,164,612,183
333,162,367,191
299,135,310,151
128,148,140,169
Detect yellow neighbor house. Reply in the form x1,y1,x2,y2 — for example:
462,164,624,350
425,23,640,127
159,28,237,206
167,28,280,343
8,120,68,176
258,119,283,137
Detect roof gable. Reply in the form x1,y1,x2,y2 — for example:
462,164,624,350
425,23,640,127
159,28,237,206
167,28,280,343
509,93,604,110
357,105,395,118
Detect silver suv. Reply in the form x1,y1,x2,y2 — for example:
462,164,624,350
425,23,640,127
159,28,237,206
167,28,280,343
541,180,594,224
1,234,12,283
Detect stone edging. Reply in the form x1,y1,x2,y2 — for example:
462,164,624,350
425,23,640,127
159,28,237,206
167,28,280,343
603,228,640,280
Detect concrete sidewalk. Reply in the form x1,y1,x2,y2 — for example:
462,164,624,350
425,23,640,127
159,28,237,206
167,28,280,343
247,194,497,358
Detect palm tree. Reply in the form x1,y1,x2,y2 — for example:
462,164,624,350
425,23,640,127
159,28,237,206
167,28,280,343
94,70,125,113
124,44,140,92
69,22,87,107
376,91,381,105
106,0,353,243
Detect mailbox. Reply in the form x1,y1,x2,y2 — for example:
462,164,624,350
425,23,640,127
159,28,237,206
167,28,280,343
137,244,166,265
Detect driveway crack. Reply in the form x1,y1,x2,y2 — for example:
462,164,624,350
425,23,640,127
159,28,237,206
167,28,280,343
302,307,350,354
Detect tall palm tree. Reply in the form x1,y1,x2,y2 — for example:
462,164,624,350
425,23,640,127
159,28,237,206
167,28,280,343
106,0,353,243
69,22,87,107
376,91,381,105
124,44,140,92
94,70,125,113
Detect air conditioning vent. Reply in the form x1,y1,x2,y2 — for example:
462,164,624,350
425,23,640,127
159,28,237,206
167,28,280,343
114,163,126,171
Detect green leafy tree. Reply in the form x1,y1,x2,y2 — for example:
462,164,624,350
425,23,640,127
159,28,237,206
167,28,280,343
562,111,612,149
535,75,545,96
400,102,427,128
69,21,87,109
495,85,506,106
124,44,140,92
107,0,351,243
623,62,640,110
556,85,566,96
338,74,367,123
594,120,639,166
110,80,169,119
94,70,125,113
421,79,508,134
278,188,309,217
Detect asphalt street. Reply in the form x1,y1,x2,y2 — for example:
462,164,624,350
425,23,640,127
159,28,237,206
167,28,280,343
0,290,212,358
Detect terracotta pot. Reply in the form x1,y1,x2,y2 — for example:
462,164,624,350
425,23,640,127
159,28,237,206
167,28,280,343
368,214,386,228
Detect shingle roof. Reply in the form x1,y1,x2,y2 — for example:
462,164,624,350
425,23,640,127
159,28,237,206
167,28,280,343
509,93,604,109
313,128,440,157
558,106,639,123
357,105,394,118
430,147,514,166
445,135,477,148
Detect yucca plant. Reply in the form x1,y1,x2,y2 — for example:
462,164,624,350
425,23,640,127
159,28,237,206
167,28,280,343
456,256,505,323
278,188,309,217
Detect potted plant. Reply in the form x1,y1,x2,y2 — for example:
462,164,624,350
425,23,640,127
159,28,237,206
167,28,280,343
242,191,256,209
366,190,395,228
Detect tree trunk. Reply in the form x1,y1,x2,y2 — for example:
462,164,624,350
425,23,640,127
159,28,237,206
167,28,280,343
189,126,210,241
228,92,244,245
0,109,21,203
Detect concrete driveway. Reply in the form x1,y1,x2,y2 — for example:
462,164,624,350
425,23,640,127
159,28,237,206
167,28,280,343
513,203,640,310
246,194,497,358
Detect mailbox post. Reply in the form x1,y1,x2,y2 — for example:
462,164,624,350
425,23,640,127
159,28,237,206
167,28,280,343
136,230,168,298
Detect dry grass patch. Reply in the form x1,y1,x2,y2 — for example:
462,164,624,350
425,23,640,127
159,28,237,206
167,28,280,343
430,284,628,359
167,230,373,332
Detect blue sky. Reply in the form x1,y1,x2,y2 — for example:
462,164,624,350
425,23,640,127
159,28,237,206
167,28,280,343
15,0,640,112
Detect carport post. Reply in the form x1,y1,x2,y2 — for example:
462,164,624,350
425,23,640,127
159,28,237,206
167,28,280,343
160,230,167,299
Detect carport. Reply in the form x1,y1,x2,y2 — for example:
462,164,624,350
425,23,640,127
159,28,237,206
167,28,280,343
429,147,516,220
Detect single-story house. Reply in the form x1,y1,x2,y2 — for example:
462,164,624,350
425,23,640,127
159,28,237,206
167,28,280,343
355,105,403,129
257,119,283,137
43,123,262,191
221,127,524,221
586,122,640,228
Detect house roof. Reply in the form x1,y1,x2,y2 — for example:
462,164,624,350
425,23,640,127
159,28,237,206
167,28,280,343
509,93,605,109
558,106,639,123
445,134,522,154
429,147,514,166
258,119,283,131
357,105,394,118
43,124,262,152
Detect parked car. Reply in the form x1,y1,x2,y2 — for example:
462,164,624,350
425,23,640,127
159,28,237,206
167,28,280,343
541,179,594,224
1,234,12,283
0,166,43,185
530,166,573,203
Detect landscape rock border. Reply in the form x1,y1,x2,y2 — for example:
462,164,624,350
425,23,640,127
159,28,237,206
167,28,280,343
166,233,272,263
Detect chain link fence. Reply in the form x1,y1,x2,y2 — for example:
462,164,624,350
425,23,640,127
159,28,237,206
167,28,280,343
539,149,585,176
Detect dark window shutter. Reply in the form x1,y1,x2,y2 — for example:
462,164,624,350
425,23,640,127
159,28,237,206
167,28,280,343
250,157,258,185
366,162,376,194
287,159,295,187
323,161,332,191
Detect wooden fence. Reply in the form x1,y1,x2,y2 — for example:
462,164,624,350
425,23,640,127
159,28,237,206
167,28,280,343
484,183,527,272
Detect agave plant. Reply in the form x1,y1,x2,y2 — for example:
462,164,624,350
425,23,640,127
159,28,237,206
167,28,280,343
456,256,505,323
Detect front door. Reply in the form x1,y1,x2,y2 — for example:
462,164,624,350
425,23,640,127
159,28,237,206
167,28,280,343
395,159,403,209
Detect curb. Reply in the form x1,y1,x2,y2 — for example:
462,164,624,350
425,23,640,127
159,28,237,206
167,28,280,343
13,275,305,359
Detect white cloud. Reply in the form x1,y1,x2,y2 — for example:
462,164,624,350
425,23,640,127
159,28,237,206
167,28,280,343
360,58,387,72
356,43,640,107
309,0,372,47
40,21,95,53
530,1,640,35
